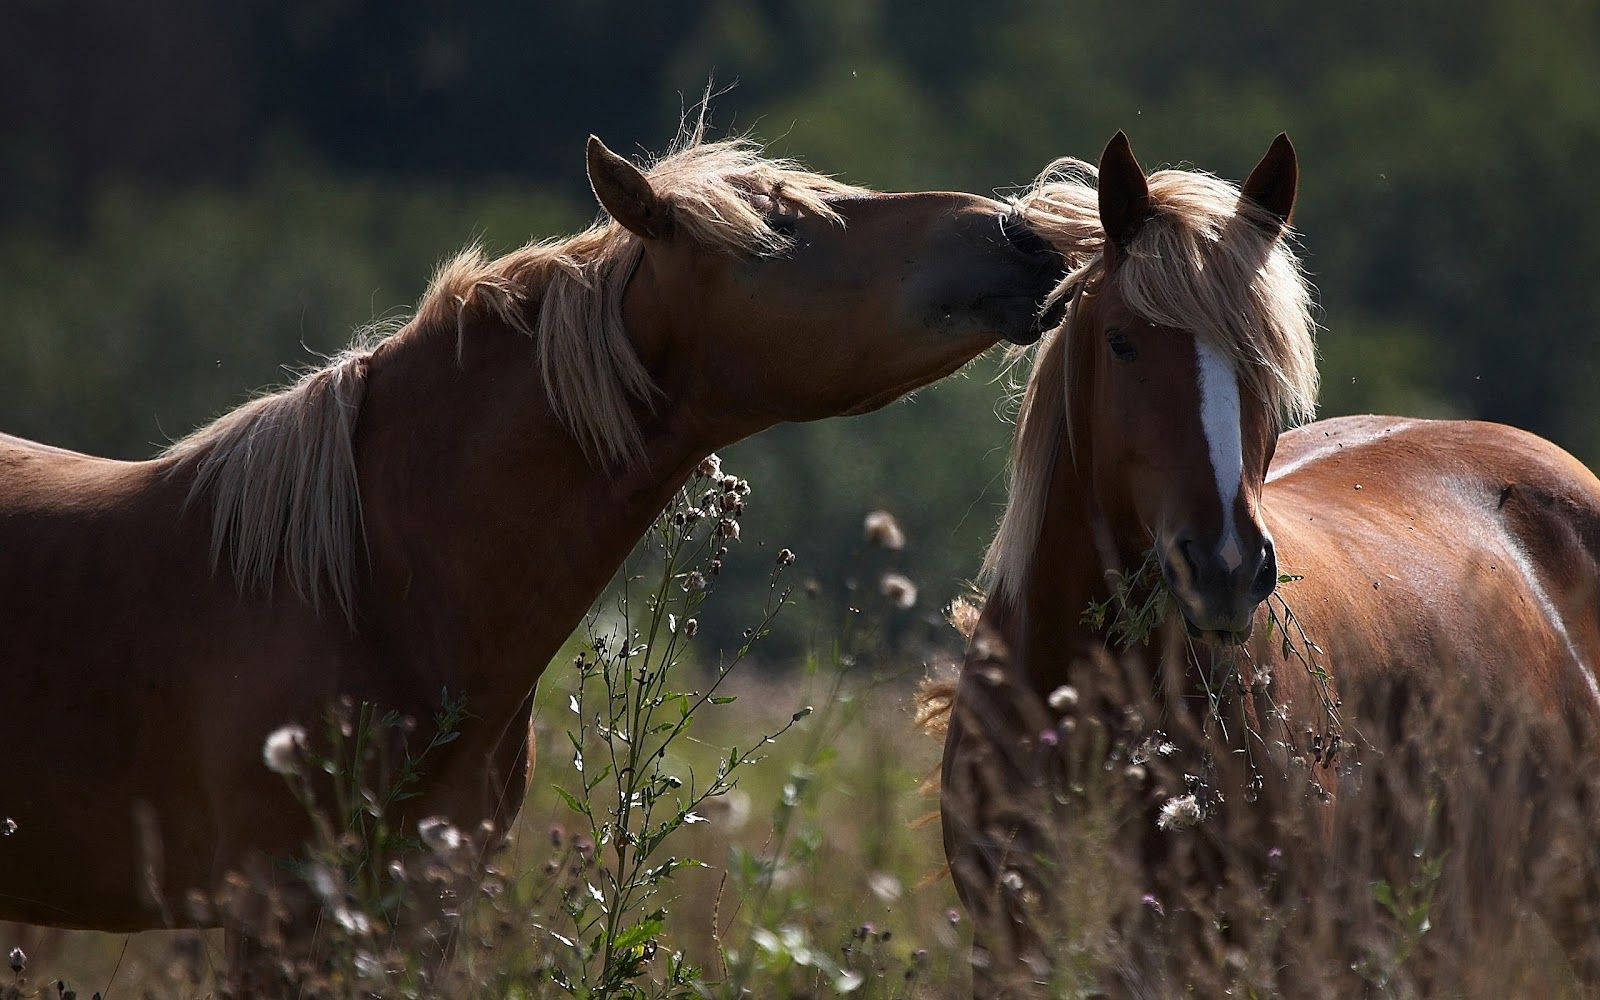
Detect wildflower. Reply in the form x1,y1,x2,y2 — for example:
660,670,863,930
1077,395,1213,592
863,509,906,550
717,518,741,541
697,453,722,479
683,618,699,637
879,573,917,609
1141,893,1165,916
8,947,23,973
777,547,796,566
1000,870,1025,891
418,816,463,853
261,724,308,775
1157,794,1203,832
1,818,15,837
682,571,707,592
946,908,961,924
868,872,903,902
1046,684,1079,711
1039,728,1059,747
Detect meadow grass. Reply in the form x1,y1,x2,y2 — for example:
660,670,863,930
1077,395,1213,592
7,470,1600,998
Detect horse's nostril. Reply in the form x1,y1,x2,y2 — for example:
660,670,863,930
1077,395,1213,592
1177,537,1204,582
1250,543,1279,602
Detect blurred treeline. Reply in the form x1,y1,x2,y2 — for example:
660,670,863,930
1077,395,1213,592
5,0,1599,650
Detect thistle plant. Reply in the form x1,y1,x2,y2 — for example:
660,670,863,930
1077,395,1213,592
548,455,808,997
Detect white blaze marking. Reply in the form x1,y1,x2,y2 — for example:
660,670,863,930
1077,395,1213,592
1196,340,1245,571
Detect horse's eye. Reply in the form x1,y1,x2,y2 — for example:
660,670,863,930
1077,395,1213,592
1107,330,1138,362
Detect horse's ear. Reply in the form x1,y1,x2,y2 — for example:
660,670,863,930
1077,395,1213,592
1098,130,1150,253
586,135,669,240
1241,132,1298,234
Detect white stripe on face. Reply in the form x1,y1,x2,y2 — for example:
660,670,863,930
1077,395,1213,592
1195,339,1245,571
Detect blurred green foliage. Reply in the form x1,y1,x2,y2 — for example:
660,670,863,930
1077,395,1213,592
6,0,1600,649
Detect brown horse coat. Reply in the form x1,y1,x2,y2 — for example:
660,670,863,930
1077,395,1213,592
0,134,1063,930
938,133,1600,993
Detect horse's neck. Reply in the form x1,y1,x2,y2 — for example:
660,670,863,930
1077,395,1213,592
1007,446,1114,698
353,319,711,714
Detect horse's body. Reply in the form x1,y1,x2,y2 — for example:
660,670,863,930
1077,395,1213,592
1262,415,1600,724
938,134,1600,994
0,131,1063,931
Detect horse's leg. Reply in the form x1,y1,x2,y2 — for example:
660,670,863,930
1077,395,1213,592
941,689,1060,998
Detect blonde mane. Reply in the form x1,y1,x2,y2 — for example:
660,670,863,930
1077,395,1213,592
164,134,868,622
982,157,1320,598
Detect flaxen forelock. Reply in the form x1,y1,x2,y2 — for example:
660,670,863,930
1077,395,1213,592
982,157,1319,598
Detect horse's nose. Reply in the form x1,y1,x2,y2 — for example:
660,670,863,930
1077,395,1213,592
1163,533,1276,634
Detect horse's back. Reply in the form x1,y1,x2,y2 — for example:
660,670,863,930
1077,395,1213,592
1265,415,1600,725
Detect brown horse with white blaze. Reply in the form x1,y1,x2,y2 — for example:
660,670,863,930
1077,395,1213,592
939,132,1600,993
0,129,1065,932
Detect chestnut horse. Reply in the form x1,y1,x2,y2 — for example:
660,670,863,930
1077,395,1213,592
939,133,1600,994
0,129,1065,932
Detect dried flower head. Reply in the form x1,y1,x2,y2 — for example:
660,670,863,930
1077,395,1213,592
697,453,722,479
879,572,917,610
947,596,982,639
683,618,699,637
868,872,904,902
776,547,796,566
8,947,23,974
418,816,463,853
1046,685,1079,712
682,571,707,592
1157,794,1203,832
262,724,308,775
863,509,906,550
1,818,15,837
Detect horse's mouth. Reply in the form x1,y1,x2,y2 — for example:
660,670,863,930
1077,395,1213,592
1183,615,1254,646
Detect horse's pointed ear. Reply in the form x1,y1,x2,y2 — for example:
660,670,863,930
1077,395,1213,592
1241,132,1298,234
1098,130,1151,252
586,135,669,240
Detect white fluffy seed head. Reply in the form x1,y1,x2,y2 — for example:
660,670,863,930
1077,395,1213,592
262,725,309,775
1047,685,1080,712
1157,794,1203,832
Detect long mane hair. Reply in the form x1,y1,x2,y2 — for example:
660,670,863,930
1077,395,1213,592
163,127,868,622
982,157,1320,600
